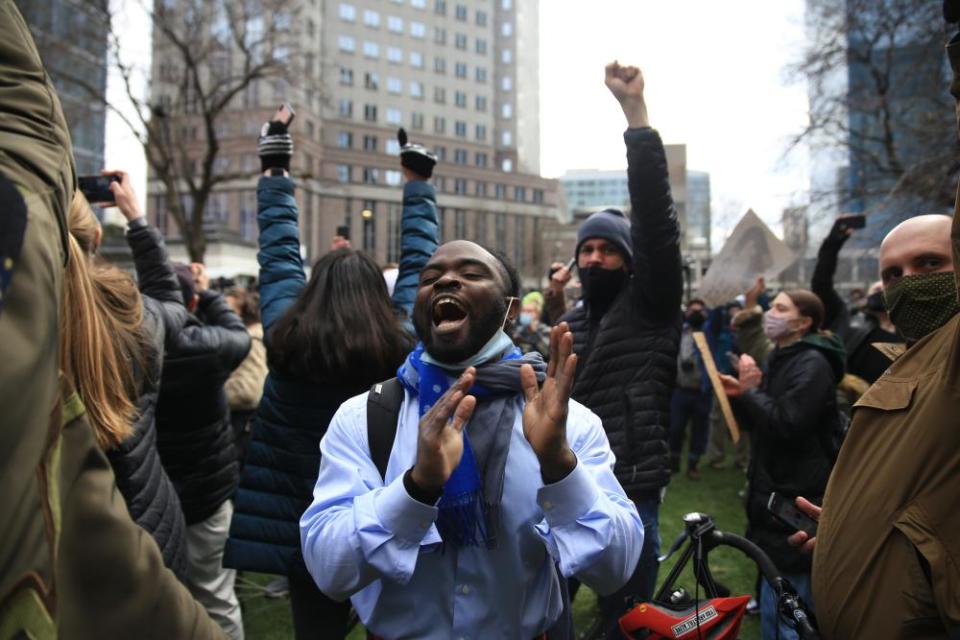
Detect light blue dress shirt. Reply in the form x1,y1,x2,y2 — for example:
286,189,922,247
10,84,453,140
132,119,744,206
300,390,644,639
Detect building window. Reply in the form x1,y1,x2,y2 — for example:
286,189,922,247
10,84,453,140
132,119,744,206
411,0,426,8
476,10,487,26
475,124,487,141
475,38,487,55
385,139,401,155
501,130,512,146
387,15,403,32
475,212,487,242
475,95,488,112
410,51,424,68
411,112,425,130
475,152,488,167
387,46,403,64
475,67,487,83
363,9,380,27
362,201,376,250
502,0,512,8
405,81,422,99
410,21,426,38
475,181,487,197
455,33,467,49
337,131,353,148
501,49,512,63
501,22,512,36
339,3,356,21
454,178,467,194
387,204,401,261
502,158,513,172
386,170,403,187
434,87,446,104
434,27,446,44
339,99,353,118
387,76,402,94
363,168,379,185
435,146,447,161
513,215,525,267
501,102,512,119
455,4,467,20
454,90,467,108
338,35,355,52
455,209,467,237
363,134,378,152
363,41,380,58
532,189,545,204
454,120,467,137
433,116,446,134
455,62,467,78
501,76,512,91
435,0,447,15
495,183,506,199
514,186,526,202
339,67,353,85
337,164,352,182
364,104,377,122
434,56,446,74
364,72,379,90
386,107,402,124
454,148,468,164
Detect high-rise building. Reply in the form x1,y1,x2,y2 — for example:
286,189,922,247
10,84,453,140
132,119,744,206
146,0,559,284
17,0,109,175
685,170,711,261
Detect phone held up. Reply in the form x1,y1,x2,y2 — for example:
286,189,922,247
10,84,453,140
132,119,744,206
274,103,296,127
78,175,120,205
839,214,866,231
767,492,817,538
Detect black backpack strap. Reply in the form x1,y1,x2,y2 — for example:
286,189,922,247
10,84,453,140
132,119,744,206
367,377,405,481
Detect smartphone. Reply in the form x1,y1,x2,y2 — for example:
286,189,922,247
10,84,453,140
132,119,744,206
767,492,817,537
841,215,866,230
273,103,296,127
78,175,120,204
565,257,576,272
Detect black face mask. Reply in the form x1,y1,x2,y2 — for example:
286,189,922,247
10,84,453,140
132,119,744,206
687,310,706,329
580,266,629,312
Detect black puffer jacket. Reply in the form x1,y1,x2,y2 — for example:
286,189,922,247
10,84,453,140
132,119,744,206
105,222,189,579
156,288,251,525
733,334,845,574
561,128,683,498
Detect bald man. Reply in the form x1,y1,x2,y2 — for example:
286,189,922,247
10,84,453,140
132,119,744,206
802,213,960,633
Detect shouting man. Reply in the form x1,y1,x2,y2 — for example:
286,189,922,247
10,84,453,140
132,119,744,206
300,241,643,638
545,62,683,635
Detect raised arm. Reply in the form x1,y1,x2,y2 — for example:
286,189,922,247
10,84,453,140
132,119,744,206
392,172,439,324
812,217,856,334
605,62,683,324
256,175,305,331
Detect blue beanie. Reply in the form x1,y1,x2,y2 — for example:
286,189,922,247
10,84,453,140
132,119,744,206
575,208,633,264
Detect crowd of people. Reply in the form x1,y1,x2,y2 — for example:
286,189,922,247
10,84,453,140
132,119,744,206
1,1,959,639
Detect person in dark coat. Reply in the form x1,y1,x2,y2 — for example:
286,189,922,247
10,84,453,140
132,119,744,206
155,260,251,638
543,62,683,637
223,114,418,639
721,289,844,640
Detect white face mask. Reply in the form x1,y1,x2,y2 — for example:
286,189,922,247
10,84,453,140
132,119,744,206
763,311,796,340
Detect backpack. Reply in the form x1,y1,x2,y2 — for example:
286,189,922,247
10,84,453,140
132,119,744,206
365,378,574,640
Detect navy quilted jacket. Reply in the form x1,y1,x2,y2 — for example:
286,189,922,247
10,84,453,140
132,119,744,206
224,176,436,576
561,128,683,498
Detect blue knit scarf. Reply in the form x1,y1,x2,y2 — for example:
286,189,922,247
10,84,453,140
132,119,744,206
397,336,546,548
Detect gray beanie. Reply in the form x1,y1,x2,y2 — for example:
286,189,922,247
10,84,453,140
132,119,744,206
575,208,633,263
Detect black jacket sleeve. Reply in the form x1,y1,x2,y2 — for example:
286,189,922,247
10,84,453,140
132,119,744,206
811,228,849,335
733,350,836,442
624,127,683,325
174,291,251,376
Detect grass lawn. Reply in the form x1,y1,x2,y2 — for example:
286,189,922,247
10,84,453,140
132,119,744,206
239,462,760,639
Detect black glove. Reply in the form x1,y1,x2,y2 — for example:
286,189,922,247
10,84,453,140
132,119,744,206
258,120,293,172
398,128,437,179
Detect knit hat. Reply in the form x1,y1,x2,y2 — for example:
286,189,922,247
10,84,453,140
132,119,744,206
575,208,633,264
398,128,437,178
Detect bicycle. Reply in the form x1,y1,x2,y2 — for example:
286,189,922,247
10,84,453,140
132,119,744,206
618,512,820,640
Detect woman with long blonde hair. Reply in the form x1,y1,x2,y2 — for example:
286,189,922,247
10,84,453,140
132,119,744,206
62,172,191,579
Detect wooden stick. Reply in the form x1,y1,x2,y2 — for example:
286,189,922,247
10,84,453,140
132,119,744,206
692,331,740,444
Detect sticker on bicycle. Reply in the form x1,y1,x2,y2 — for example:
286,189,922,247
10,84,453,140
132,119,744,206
671,606,718,637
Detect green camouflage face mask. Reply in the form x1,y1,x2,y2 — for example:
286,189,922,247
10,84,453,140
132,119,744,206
883,271,960,343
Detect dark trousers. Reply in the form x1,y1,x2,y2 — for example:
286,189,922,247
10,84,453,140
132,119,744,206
669,388,712,463
289,571,352,640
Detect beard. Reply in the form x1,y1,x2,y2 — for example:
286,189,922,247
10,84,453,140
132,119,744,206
413,295,508,364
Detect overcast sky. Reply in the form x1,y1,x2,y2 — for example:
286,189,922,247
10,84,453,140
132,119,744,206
106,0,811,248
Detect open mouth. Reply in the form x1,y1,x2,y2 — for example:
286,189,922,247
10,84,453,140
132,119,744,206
432,296,468,333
